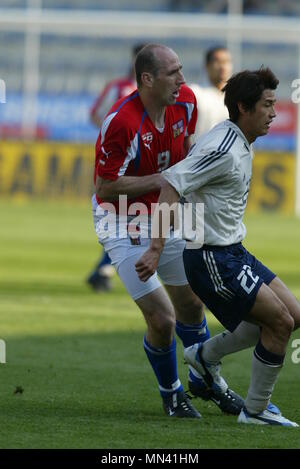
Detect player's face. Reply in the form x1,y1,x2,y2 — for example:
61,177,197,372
152,49,185,106
248,89,276,138
207,49,233,86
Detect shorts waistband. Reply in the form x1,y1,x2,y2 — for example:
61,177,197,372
201,242,242,251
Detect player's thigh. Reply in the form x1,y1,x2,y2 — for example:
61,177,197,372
268,276,300,329
165,284,204,324
156,236,188,287
118,255,176,339
117,249,162,302
247,282,293,332
157,238,204,323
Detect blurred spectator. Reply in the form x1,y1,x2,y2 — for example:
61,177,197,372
190,45,233,140
90,43,145,128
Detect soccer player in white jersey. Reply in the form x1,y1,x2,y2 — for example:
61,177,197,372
136,67,300,426
190,46,232,140
93,44,243,419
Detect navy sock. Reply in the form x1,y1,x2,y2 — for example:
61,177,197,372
254,339,285,366
97,252,111,270
176,317,210,385
143,336,183,398
176,317,210,347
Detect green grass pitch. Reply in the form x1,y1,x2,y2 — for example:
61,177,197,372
0,198,300,449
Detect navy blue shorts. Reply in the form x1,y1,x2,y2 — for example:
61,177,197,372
183,243,276,332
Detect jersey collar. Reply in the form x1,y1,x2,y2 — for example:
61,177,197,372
225,120,251,151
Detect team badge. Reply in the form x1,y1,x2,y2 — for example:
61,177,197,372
142,132,153,150
172,119,184,138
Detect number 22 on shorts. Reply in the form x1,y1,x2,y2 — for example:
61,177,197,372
237,264,259,294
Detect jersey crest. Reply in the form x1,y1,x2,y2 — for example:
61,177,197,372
172,119,184,138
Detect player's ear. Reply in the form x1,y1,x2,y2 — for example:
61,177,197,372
141,72,154,88
237,102,247,116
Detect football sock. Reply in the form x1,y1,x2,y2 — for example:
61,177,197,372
245,339,285,415
201,321,260,364
97,251,111,269
176,318,210,385
176,318,210,347
143,336,183,398
96,252,114,277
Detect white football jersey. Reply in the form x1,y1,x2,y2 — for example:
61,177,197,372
162,120,253,246
190,84,229,140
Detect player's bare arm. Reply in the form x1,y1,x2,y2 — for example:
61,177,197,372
135,179,180,282
183,135,193,157
96,173,164,201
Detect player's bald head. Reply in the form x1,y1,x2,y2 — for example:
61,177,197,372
135,44,176,87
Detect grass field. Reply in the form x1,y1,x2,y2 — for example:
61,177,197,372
0,198,300,449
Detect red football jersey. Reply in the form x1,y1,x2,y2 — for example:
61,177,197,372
90,77,136,123
94,84,197,213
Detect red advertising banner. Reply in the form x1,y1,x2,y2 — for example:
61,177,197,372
270,101,297,134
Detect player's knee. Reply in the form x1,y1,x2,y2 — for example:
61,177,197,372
289,303,300,330
282,313,295,336
150,311,175,337
273,302,294,339
160,314,176,335
176,295,204,320
189,296,204,315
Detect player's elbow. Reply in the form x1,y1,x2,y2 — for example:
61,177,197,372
96,185,112,201
96,178,116,201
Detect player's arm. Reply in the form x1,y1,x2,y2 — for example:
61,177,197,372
136,152,201,282
135,179,180,282
96,173,164,201
183,135,193,157
90,113,103,128
90,82,118,129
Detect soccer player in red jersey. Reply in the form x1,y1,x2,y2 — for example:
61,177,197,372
92,44,243,417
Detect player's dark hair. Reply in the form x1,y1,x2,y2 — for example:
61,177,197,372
205,46,228,66
135,44,166,87
223,66,279,122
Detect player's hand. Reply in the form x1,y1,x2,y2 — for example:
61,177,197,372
135,249,160,282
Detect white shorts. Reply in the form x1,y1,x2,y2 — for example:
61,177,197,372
92,195,188,300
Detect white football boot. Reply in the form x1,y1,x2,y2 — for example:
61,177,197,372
184,343,228,393
238,407,298,427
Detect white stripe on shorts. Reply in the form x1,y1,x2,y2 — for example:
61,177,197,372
203,250,234,301
208,251,235,298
